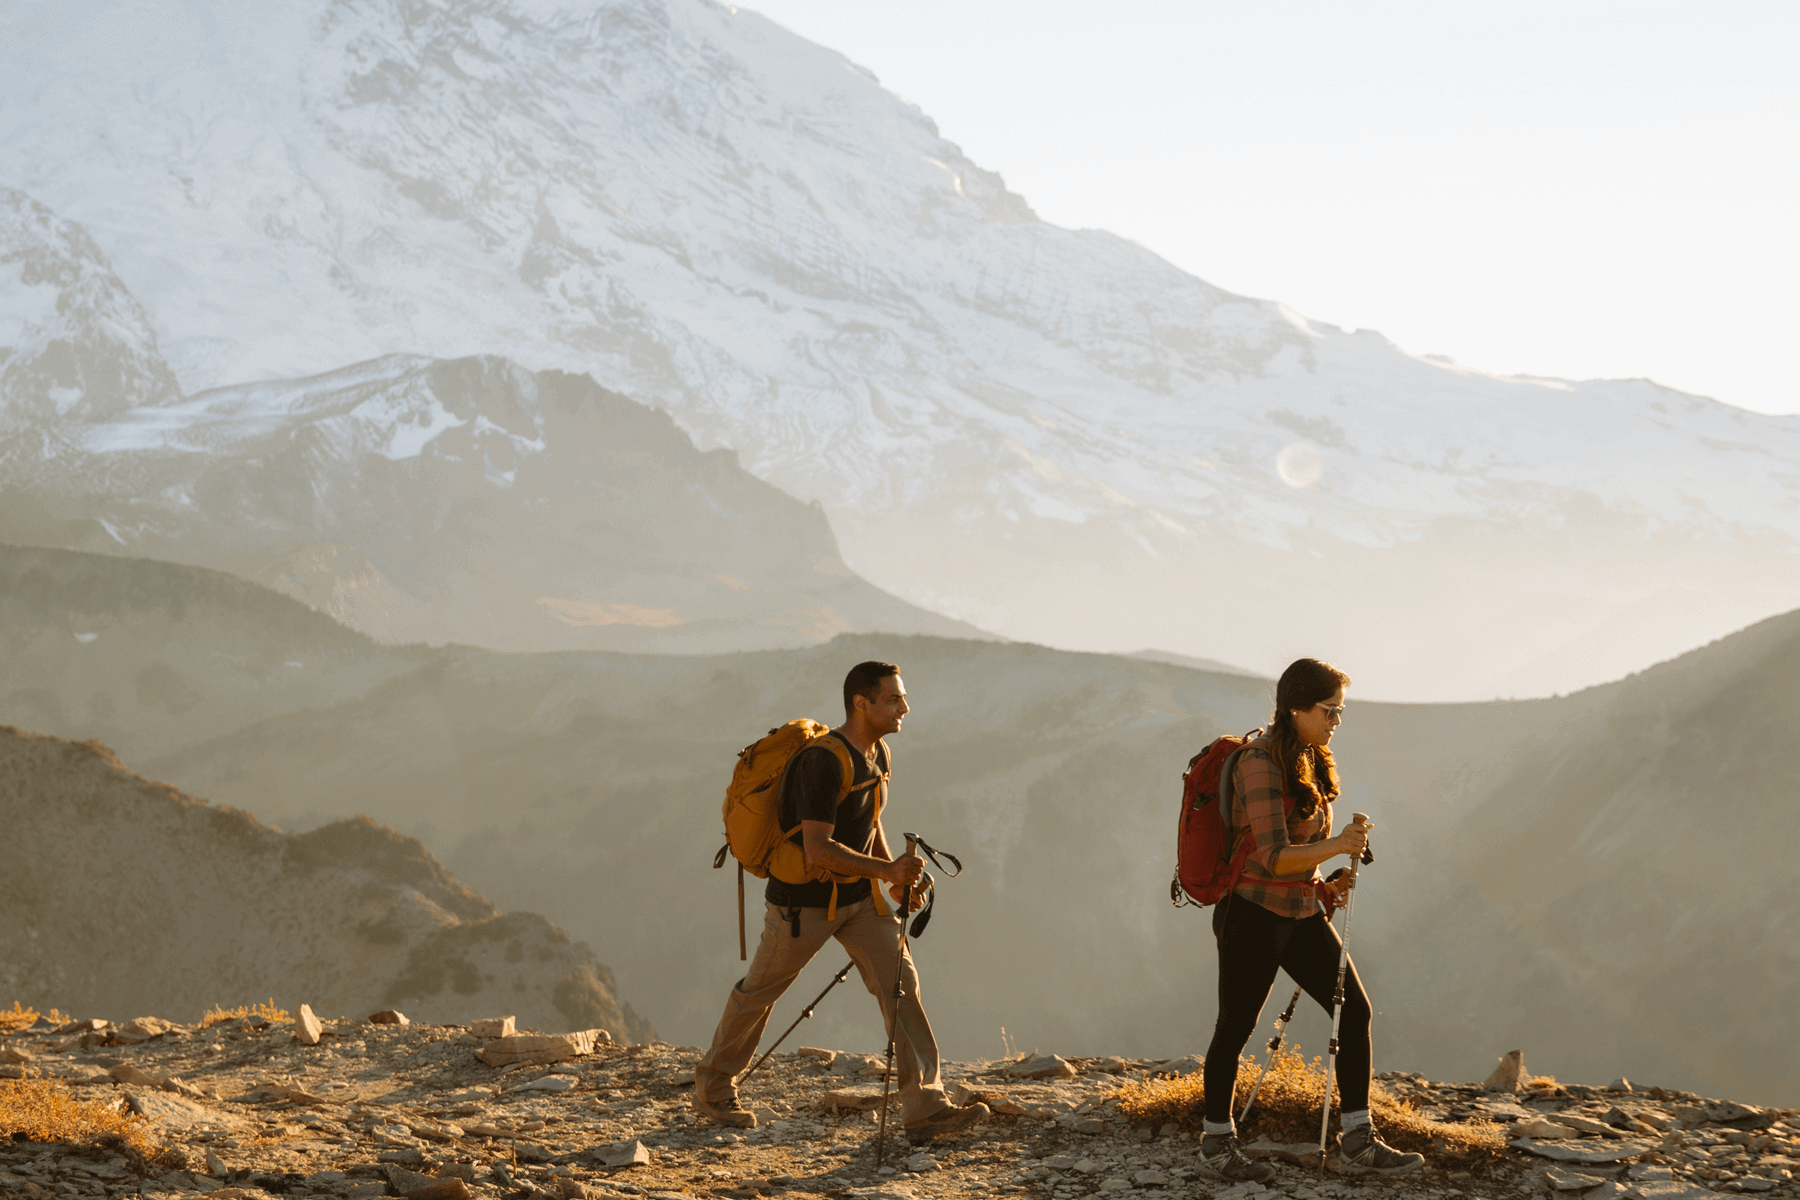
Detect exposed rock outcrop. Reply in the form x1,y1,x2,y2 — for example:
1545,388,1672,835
0,725,651,1042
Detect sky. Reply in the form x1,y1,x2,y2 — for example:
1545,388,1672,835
742,0,1799,416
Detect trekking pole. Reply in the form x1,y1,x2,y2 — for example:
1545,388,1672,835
1317,814,1371,1177
1237,985,1302,1125
875,834,920,1168
738,959,855,1087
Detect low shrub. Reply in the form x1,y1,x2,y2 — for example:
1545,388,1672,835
0,1075,182,1168
0,1002,66,1032
1113,1044,1507,1163
200,998,290,1027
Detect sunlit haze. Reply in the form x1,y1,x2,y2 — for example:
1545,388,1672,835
744,0,1800,416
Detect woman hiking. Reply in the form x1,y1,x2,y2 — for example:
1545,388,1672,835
1199,657,1425,1181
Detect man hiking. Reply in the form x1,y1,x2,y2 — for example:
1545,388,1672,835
695,661,989,1146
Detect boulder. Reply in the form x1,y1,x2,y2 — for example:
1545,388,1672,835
477,1030,608,1067
509,1075,575,1093
1484,1050,1528,1092
595,1139,651,1168
369,1009,409,1026
469,1016,514,1038
124,1089,245,1133
1510,1137,1658,1163
1157,1054,1204,1076
1516,1118,1577,1140
296,1005,323,1046
1558,1113,1629,1136
1008,1053,1077,1079
1545,1166,1608,1190
819,1084,886,1111
1632,1183,1725,1200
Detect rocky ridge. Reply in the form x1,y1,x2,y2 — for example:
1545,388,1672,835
0,1017,1795,1200
0,725,651,1042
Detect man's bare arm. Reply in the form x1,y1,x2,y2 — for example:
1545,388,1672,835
802,820,922,887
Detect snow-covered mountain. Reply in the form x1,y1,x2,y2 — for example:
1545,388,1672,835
3,0,1797,697
0,189,177,430
0,341,982,650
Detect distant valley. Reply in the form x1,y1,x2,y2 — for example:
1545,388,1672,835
3,544,1793,1107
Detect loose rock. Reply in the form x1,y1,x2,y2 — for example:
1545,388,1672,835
476,1029,608,1066
1008,1052,1077,1079
1485,1049,1528,1092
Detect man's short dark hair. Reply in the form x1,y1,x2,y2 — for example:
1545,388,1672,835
843,661,900,715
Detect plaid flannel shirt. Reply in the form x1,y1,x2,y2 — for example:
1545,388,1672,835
1227,742,1329,919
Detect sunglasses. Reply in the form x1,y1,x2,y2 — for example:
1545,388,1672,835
1315,704,1346,720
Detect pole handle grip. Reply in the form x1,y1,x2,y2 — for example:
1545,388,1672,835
1350,812,1374,866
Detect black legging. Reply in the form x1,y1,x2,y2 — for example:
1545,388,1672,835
1203,896,1372,1122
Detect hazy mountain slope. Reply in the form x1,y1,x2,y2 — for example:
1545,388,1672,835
6,545,1791,1104
3,0,1797,697
0,543,425,763
144,635,1280,1067
153,628,1796,1106
1368,608,1800,1107
0,351,988,651
0,724,653,1040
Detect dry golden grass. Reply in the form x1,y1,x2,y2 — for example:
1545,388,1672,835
1114,1044,1508,1163
0,1002,66,1032
0,1074,182,1168
201,998,290,1027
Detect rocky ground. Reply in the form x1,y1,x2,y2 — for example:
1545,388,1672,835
1,1012,1795,1200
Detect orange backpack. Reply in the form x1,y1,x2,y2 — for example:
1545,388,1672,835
712,720,889,957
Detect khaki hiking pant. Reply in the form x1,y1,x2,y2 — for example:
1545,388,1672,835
696,896,949,1124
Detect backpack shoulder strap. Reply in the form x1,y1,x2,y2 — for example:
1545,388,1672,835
1226,736,1293,829
814,730,886,802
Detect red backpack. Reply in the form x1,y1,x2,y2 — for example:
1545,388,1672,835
1171,728,1289,907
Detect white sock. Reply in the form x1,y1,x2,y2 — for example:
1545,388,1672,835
1203,1118,1236,1136
1341,1108,1371,1132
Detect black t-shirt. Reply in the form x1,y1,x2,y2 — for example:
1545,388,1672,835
766,731,888,908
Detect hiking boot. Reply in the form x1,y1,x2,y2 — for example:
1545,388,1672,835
904,1101,990,1145
1199,1132,1277,1183
1338,1125,1424,1176
692,1089,757,1128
